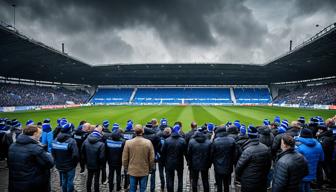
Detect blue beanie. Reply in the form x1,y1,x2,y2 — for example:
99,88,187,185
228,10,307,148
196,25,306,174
207,123,214,132
42,123,52,133
77,124,83,131
274,116,281,124
0,121,6,130
234,120,241,129
247,125,258,138
263,119,270,126
126,121,133,132
26,120,34,126
59,118,68,127
103,120,109,128
281,120,289,130
240,124,247,136
160,118,168,126
173,125,180,133
112,123,119,132
61,122,72,133
225,121,232,127
298,116,305,124
91,130,102,138
278,126,287,134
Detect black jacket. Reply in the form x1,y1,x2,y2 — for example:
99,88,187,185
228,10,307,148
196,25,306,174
318,130,334,162
8,134,54,192
158,132,170,164
258,126,274,148
106,131,125,167
235,138,272,192
187,132,211,170
52,132,79,172
82,133,105,170
286,128,300,138
271,133,284,159
272,148,309,192
211,128,236,175
185,129,197,146
143,128,161,161
161,132,187,170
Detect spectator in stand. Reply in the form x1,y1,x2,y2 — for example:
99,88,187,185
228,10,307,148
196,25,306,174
296,128,324,192
122,124,155,192
8,125,54,192
272,134,309,192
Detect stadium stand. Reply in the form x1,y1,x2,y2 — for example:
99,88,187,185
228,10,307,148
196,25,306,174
0,83,90,106
234,88,272,104
133,88,232,105
273,83,336,105
91,88,133,104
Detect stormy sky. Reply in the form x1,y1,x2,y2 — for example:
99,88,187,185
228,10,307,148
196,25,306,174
0,0,335,65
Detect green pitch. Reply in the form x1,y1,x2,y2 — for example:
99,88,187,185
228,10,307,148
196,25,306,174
1,106,335,131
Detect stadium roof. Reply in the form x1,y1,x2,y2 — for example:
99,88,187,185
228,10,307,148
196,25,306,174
0,23,335,85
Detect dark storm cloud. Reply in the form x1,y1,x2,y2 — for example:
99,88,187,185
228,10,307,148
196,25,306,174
0,0,335,64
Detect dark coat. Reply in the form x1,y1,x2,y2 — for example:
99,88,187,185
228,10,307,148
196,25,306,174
82,133,105,170
317,130,334,162
271,133,284,159
211,128,236,175
187,132,212,170
52,132,79,172
286,128,300,138
106,131,125,167
8,134,54,192
185,129,197,146
143,128,161,161
161,132,187,171
272,148,309,192
235,138,272,192
258,126,274,147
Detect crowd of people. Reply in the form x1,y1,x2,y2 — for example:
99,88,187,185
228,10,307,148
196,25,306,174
274,83,336,105
1,115,336,192
0,83,90,106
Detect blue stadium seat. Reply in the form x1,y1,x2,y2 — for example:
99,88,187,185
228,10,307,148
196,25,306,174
91,88,133,104
234,88,272,104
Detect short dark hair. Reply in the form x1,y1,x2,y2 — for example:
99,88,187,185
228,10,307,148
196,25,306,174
282,133,295,148
23,125,39,136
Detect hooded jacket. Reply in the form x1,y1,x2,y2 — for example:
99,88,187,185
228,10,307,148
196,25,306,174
187,132,211,170
81,133,106,170
258,126,274,147
296,137,324,181
52,132,79,172
161,132,187,171
8,134,54,192
211,128,236,175
235,138,272,192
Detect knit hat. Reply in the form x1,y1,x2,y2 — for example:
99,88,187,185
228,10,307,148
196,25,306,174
91,130,102,138
298,116,305,124
300,128,313,138
43,118,51,124
274,116,281,125
207,123,214,132
61,122,72,133
160,118,168,126
26,120,34,126
103,120,109,128
59,118,68,127
263,119,270,126
112,123,119,132
281,120,289,130
173,125,180,133
225,121,232,127
247,125,258,138
277,126,287,134
0,121,6,130
126,121,133,132
240,124,247,136
233,120,241,129
42,123,52,133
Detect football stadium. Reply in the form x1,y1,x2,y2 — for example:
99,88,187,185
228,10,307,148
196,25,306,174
0,1,336,192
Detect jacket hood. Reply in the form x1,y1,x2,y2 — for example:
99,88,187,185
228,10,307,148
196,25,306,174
144,127,156,135
171,132,181,138
242,138,259,150
57,132,71,142
258,126,271,135
194,132,207,143
88,134,102,144
16,134,37,145
297,137,317,147
111,131,123,141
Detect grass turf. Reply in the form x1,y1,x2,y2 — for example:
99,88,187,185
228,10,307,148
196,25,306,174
1,106,335,131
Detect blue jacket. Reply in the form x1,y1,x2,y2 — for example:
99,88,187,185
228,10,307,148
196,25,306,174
41,131,53,153
296,137,324,181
